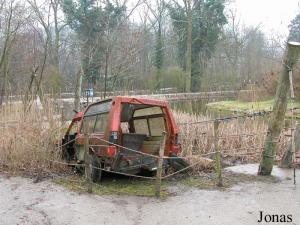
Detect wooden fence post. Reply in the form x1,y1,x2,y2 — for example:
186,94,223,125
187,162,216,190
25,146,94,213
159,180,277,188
61,106,64,123
214,120,223,187
84,121,92,193
155,131,166,198
258,41,300,175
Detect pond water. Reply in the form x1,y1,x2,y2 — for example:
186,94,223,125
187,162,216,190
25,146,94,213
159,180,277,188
170,99,275,123
170,99,233,119
60,97,237,120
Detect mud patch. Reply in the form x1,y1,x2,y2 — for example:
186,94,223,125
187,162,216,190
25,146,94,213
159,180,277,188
0,164,299,225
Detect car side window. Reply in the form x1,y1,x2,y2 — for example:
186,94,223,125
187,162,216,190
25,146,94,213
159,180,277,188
94,113,109,133
81,100,112,133
82,116,97,133
133,119,149,135
149,117,165,136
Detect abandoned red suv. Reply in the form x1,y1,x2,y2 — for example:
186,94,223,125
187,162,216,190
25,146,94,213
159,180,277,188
62,96,186,182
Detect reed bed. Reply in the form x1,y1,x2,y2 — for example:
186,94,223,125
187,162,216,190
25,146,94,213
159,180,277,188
173,111,291,165
0,99,66,176
0,98,292,176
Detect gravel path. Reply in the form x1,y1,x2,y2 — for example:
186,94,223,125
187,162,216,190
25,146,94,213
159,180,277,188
0,164,299,225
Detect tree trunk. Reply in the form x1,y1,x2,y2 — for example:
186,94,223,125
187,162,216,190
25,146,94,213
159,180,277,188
185,0,192,92
258,42,300,175
52,0,64,96
280,123,300,167
52,0,60,75
0,4,13,105
0,73,7,106
74,69,82,112
155,21,163,90
104,49,109,98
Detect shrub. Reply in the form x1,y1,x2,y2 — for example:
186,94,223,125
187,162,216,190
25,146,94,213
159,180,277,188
0,99,67,176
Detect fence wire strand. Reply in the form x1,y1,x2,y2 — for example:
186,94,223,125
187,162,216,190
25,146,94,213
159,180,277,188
47,106,299,194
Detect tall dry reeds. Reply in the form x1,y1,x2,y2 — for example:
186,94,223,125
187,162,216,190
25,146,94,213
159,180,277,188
0,98,66,176
0,98,291,176
173,111,290,163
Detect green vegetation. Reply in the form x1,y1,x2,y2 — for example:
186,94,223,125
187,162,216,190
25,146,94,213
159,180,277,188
208,99,273,112
181,172,278,190
168,0,227,92
149,67,186,92
62,0,126,85
207,99,300,118
54,176,170,198
54,171,278,197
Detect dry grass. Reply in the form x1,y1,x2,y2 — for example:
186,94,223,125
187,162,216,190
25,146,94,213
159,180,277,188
0,99,67,176
0,98,292,176
173,111,291,165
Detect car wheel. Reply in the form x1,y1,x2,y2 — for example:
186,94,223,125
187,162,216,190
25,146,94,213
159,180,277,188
169,154,190,172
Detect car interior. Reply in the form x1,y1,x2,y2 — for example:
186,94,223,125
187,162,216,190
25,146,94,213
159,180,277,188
120,103,167,156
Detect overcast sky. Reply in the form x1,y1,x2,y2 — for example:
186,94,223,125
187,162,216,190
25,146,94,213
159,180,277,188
40,0,300,40
231,0,300,38
128,0,300,39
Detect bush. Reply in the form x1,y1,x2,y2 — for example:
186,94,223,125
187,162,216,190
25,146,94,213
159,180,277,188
237,72,278,102
147,66,186,92
44,65,65,93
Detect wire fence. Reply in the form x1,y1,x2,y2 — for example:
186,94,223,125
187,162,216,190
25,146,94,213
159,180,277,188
49,108,297,198
177,107,300,126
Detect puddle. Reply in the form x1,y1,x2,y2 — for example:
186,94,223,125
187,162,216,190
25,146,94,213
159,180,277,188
225,163,300,182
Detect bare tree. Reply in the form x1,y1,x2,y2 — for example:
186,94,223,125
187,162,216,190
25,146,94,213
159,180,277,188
144,0,168,89
0,0,24,105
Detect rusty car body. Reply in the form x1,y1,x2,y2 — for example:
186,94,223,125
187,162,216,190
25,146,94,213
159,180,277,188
62,96,187,182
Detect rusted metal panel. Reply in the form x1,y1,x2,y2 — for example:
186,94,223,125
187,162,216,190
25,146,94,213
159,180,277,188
63,96,183,174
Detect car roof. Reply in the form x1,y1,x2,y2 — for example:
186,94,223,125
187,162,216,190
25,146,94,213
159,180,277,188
90,96,169,107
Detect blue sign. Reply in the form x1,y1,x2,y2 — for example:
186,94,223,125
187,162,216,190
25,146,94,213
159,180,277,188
85,88,94,97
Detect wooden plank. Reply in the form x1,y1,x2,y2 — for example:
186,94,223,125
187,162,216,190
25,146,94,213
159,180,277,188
84,121,92,193
155,132,166,198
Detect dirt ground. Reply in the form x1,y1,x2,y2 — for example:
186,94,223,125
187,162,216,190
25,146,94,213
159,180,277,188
0,164,299,225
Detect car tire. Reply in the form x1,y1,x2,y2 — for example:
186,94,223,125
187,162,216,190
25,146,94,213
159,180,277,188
169,154,190,172
172,160,188,171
